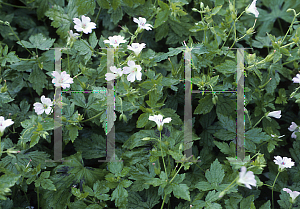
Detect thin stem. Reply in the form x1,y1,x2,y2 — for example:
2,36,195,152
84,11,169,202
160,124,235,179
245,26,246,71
5,22,34,56
252,115,265,129
160,194,167,209
245,110,252,128
277,19,284,35
169,164,183,183
0,1,30,9
282,15,296,43
272,171,281,209
159,131,168,177
25,80,34,100
94,7,102,23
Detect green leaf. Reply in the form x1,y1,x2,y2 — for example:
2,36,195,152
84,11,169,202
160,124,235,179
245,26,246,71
137,112,150,128
89,32,98,49
206,159,225,184
215,60,237,75
97,0,110,9
66,124,82,143
155,25,169,42
120,179,133,188
108,6,123,25
275,88,287,105
240,195,255,209
28,65,48,96
154,10,169,28
245,128,271,144
172,184,190,201
75,0,96,15
0,92,14,107
194,95,214,115
0,171,21,200
259,201,271,209
108,157,123,174
217,114,236,133
213,141,236,156
111,185,128,208
41,178,56,191
195,181,213,191
111,0,121,10
45,5,71,39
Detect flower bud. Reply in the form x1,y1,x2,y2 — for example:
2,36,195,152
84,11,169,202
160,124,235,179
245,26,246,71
122,114,127,122
38,62,43,69
200,2,204,9
246,27,255,35
229,2,235,13
154,165,161,175
231,13,236,20
264,51,275,62
1,80,8,93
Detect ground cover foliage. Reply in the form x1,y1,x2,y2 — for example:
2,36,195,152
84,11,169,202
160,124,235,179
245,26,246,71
0,0,300,208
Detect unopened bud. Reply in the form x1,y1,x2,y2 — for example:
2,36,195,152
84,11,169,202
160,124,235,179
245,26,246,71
246,27,255,35
1,80,8,93
200,2,204,9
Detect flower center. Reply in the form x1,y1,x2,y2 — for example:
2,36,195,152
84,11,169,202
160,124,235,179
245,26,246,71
281,162,285,165
114,40,118,44
82,24,86,29
0,123,2,126
43,104,48,109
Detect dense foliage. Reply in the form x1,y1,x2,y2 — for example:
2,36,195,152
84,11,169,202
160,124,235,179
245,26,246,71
0,0,300,208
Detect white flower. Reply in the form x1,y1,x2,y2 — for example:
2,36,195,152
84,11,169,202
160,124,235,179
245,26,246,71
68,30,79,39
283,188,300,203
237,166,257,189
105,66,124,81
122,61,142,82
103,35,127,48
0,116,14,136
288,122,300,139
73,15,96,34
245,0,259,18
271,134,285,138
292,74,300,83
133,17,153,31
267,110,281,119
149,114,172,132
51,71,74,89
274,156,295,171
127,43,146,56
33,96,53,115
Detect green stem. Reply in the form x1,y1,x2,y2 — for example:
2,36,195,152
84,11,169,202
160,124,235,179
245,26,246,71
5,22,33,56
0,1,30,9
159,131,168,177
282,15,296,43
220,11,245,49
94,7,102,23
80,110,104,123
25,80,34,100
169,164,183,183
281,42,294,48
272,171,281,209
160,194,167,209
277,19,284,35
245,110,252,128
252,115,265,129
